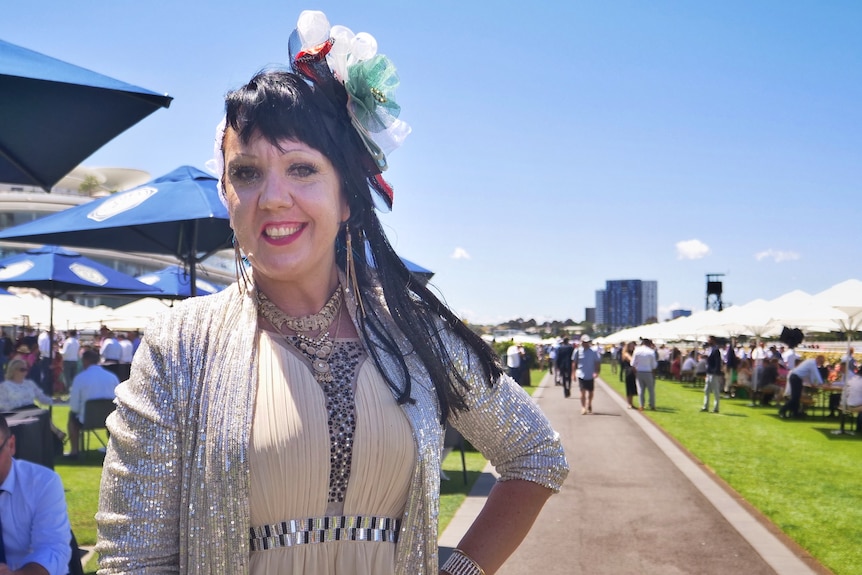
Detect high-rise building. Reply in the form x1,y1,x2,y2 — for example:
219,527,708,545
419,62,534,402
600,280,658,330
595,289,607,327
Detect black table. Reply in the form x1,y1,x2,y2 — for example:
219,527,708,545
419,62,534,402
3,408,54,469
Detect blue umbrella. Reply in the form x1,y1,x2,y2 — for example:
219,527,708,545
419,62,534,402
0,38,172,190
0,166,232,295
399,256,434,285
362,244,434,286
129,265,225,299
0,245,161,357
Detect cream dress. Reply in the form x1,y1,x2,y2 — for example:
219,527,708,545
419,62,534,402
249,330,416,574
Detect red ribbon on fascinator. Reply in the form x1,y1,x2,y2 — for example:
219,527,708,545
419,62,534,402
287,10,409,212
293,38,335,81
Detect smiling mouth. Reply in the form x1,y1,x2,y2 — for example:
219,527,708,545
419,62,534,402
264,224,303,239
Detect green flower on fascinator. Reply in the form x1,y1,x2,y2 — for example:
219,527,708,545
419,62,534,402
346,54,402,134
291,10,411,205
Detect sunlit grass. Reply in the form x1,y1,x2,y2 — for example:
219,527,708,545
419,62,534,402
600,364,862,575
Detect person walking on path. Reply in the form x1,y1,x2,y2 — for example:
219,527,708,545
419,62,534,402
555,337,575,398
621,341,637,408
703,335,724,413
631,339,657,410
575,335,601,414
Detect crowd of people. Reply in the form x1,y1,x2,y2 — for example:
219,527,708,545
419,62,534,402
540,335,860,422
0,325,134,463
0,326,139,399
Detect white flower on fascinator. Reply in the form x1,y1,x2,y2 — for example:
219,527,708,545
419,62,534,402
204,117,227,207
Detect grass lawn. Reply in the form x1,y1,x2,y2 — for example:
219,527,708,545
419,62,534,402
49,369,544,571
600,364,861,575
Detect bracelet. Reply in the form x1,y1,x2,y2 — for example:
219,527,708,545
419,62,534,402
441,548,486,575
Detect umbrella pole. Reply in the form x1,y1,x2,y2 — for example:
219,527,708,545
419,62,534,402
49,285,55,396
190,220,198,297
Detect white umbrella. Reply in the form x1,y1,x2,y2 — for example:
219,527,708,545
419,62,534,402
693,299,775,339
0,289,108,329
814,278,862,381
761,289,848,334
813,279,862,332
100,297,174,329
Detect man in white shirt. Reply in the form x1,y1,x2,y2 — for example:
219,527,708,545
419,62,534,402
506,342,522,383
779,355,824,419
99,326,122,379
60,329,80,392
631,338,658,410
65,350,120,459
36,329,53,397
782,347,801,372
751,341,768,391
0,415,72,574
680,352,697,381
117,333,135,381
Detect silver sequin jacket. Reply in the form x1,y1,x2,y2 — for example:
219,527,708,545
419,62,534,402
95,280,568,574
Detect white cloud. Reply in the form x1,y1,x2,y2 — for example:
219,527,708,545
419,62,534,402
675,239,710,260
754,249,800,263
451,247,471,260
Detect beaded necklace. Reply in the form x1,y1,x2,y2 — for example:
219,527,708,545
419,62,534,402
257,286,344,384
256,286,361,504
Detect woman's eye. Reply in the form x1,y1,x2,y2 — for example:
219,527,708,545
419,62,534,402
289,163,317,178
228,165,260,185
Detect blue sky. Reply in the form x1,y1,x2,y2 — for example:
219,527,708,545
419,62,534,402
3,1,860,324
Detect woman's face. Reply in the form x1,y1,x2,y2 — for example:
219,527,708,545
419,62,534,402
223,129,350,292
9,363,26,383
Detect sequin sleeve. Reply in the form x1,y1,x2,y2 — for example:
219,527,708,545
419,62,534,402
95,310,186,574
444,331,568,491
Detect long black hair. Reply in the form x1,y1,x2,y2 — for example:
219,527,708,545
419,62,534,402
223,70,503,423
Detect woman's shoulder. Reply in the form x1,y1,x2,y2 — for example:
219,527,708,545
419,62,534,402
145,283,244,329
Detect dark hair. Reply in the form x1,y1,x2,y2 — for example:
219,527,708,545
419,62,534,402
81,349,100,365
223,70,502,423
0,415,8,440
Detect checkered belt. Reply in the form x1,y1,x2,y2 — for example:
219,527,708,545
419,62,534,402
250,515,401,551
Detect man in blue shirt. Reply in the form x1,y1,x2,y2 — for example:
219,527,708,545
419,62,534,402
0,415,72,575
65,350,120,459
574,335,602,414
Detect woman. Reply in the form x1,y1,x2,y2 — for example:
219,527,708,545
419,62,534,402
96,10,567,575
735,358,753,393
0,357,54,411
622,341,637,408
669,348,681,381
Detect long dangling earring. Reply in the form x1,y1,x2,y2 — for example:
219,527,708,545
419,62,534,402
233,234,251,292
345,223,366,318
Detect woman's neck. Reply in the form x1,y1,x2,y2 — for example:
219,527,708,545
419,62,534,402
253,269,341,317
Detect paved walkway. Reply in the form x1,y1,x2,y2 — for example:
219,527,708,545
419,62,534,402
439,373,830,574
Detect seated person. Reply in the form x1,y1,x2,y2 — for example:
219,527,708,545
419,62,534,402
0,358,53,411
839,374,862,431
0,415,72,574
827,363,846,416
694,353,708,378
65,349,120,459
0,358,66,443
758,358,783,406
680,352,697,381
735,358,753,389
